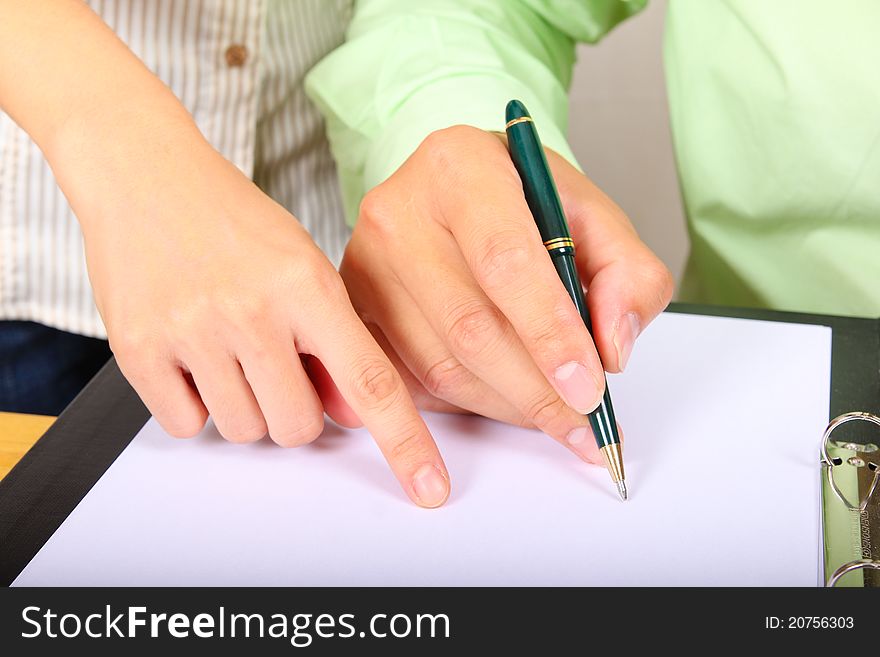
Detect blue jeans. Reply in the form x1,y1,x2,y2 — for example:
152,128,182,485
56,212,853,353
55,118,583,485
0,321,112,415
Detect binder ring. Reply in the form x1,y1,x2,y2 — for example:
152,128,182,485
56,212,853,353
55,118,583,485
820,412,880,513
826,559,880,587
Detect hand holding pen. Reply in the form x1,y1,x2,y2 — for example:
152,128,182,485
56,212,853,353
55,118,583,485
506,100,636,497
341,120,673,474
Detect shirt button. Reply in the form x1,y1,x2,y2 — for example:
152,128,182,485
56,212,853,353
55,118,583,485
225,44,248,67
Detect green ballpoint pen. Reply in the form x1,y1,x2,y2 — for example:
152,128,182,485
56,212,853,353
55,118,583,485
504,99,627,501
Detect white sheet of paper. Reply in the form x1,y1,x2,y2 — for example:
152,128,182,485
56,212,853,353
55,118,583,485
13,313,831,586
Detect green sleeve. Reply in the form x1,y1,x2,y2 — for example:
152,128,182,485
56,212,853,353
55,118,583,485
305,0,646,224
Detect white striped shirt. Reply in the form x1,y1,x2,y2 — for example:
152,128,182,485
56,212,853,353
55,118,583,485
0,0,353,338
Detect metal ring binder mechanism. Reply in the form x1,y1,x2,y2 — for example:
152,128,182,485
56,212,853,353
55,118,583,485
820,412,880,587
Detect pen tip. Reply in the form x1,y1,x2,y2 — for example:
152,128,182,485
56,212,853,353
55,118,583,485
616,481,628,501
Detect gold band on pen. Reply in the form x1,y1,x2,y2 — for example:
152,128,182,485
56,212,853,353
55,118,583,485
505,116,533,129
543,237,575,252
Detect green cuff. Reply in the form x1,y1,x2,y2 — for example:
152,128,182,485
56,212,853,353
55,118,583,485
363,75,580,216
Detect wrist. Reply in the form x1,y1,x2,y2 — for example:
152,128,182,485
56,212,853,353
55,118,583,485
46,94,213,232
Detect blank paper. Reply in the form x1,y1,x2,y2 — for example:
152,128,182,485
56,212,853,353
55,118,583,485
13,312,832,586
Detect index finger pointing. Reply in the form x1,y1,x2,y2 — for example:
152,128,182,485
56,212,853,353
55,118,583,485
298,292,450,508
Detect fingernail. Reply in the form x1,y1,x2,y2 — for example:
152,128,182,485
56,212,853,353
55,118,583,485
566,427,599,463
412,464,449,508
554,361,601,413
613,312,641,372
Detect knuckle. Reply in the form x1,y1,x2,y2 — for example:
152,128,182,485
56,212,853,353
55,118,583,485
419,127,456,161
113,349,169,397
437,124,481,141
359,185,391,222
109,327,158,362
291,245,328,275
357,185,399,239
216,415,267,444
530,299,595,366
159,412,206,439
474,232,532,290
300,259,347,304
349,358,403,413
271,414,325,448
641,258,675,309
658,265,676,307
443,301,505,360
418,125,480,174
522,388,568,429
526,307,579,357
421,355,471,400
386,422,430,465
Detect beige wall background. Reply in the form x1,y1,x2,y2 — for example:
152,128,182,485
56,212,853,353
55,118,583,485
567,0,688,285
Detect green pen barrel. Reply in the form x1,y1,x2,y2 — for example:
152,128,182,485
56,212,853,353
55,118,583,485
551,253,619,450
505,101,570,245
506,99,620,450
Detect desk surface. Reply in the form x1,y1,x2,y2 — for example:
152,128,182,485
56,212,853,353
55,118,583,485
0,412,54,481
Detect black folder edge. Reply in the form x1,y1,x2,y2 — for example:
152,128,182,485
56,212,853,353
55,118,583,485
1,302,877,586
